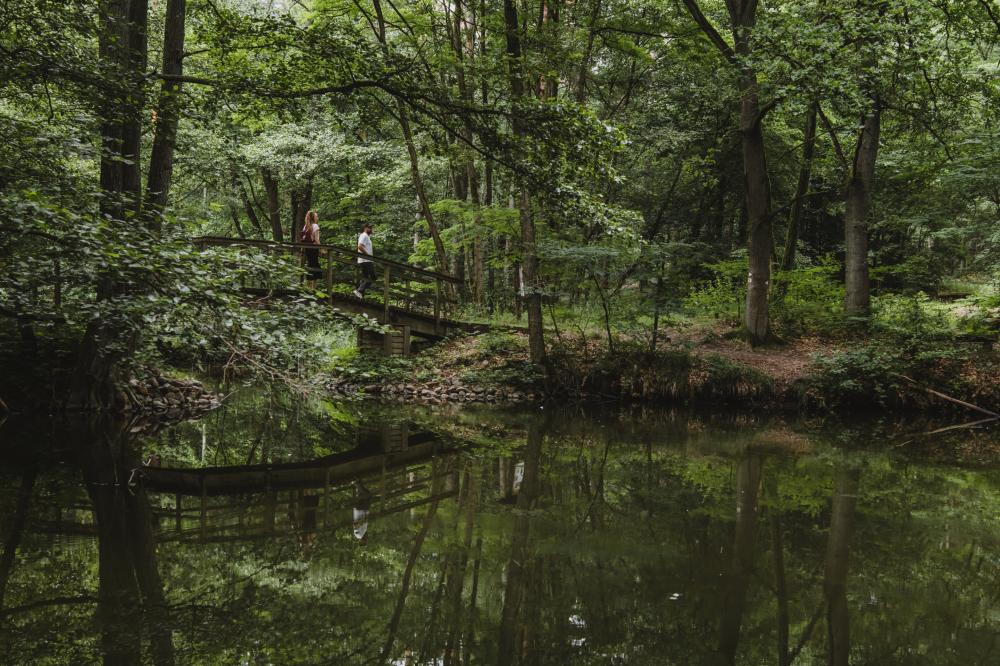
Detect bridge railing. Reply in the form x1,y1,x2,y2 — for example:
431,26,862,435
193,236,461,323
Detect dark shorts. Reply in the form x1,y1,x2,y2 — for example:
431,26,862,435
305,248,322,278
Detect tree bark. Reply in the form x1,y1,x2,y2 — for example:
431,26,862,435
782,102,818,270
261,168,284,242
844,102,881,316
143,0,186,226
504,0,545,363
737,69,772,344
121,0,148,217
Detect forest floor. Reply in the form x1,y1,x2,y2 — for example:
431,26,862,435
326,318,1000,418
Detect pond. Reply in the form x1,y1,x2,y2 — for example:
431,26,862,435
1,387,999,665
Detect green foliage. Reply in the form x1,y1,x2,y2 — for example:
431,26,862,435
870,292,953,343
684,258,747,322
771,258,846,337
871,255,945,295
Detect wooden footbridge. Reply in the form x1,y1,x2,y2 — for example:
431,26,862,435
194,236,482,354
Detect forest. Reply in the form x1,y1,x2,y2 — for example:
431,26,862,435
1,0,1000,411
4,3,1000,664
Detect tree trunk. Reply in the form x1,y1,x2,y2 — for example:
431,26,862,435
844,103,881,316
70,0,149,410
782,102,817,270
683,0,773,344
120,0,148,217
452,0,485,304
504,0,545,364
290,181,312,239
738,77,772,344
143,0,186,227
236,174,265,237
261,168,283,242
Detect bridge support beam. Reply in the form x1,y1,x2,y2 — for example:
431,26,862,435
358,324,411,356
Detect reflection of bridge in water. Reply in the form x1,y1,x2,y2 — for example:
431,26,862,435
15,423,460,546
146,427,460,544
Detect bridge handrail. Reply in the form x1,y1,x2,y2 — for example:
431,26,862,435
192,236,461,285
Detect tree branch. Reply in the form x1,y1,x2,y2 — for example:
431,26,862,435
681,0,739,67
816,104,848,168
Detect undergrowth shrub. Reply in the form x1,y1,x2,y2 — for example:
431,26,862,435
770,258,846,337
802,340,985,411
870,292,952,344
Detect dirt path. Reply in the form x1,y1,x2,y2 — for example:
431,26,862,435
690,334,834,391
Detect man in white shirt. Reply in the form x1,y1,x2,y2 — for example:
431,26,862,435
353,223,375,299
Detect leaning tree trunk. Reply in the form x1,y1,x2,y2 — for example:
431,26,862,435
504,0,545,364
782,102,817,270
844,102,881,316
143,0,186,227
371,0,450,276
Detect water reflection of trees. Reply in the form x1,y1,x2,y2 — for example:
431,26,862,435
1,410,1000,664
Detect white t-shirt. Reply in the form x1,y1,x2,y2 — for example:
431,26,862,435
357,231,373,263
353,508,368,539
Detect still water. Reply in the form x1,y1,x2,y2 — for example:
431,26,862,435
1,387,999,665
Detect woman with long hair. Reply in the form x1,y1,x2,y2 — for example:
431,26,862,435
300,210,322,288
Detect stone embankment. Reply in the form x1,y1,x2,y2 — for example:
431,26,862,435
327,377,540,404
124,375,222,417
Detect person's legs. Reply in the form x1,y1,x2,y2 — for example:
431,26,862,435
356,262,376,296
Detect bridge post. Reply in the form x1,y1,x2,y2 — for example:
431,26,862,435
325,250,333,302
434,279,441,334
383,267,391,321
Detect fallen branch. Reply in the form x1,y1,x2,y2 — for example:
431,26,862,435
892,373,1000,418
